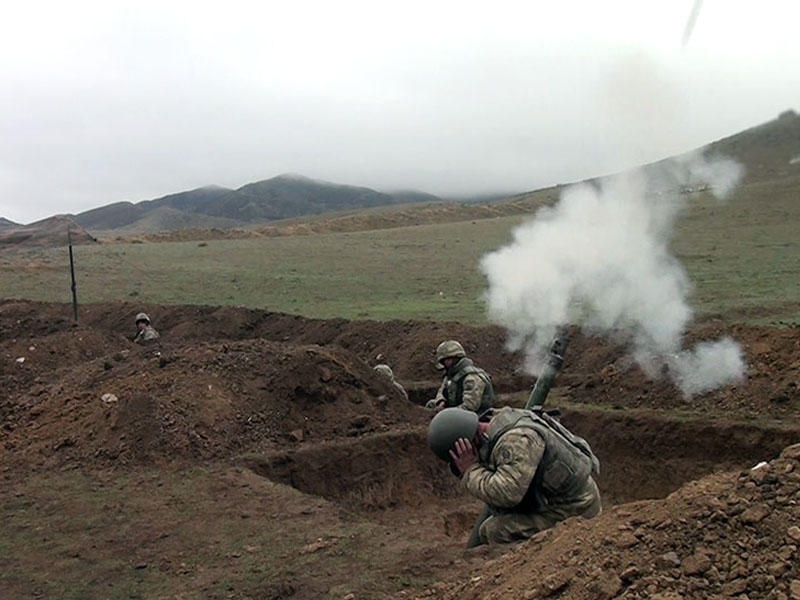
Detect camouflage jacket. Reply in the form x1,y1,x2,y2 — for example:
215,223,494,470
374,364,409,400
461,407,596,512
134,325,160,343
433,357,494,413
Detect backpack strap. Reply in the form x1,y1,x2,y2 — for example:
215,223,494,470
483,409,599,476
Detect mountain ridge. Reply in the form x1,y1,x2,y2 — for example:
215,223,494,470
2,109,798,241
0,217,20,230
70,174,441,233
0,215,97,248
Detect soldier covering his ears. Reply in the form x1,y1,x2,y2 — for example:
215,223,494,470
427,406,601,546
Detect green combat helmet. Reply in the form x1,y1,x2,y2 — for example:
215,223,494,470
427,407,479,462
135,312,151,325
435,340,466,369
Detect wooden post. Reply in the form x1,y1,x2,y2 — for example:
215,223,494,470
68,228,78,323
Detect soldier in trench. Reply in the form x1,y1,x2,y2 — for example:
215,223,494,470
373,363,409,400
425,340,494,414
427,406,601,546
133,312,160,343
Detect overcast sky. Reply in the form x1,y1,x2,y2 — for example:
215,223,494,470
1,0,798,224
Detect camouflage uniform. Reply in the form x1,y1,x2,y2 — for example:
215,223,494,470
373,364,409,400
134,324,160,343
133,312,160,343
462,407,601,545
432,357,493,413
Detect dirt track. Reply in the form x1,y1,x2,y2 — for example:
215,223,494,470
2,299,800,599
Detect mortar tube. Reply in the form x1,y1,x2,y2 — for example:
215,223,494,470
524,332,569,412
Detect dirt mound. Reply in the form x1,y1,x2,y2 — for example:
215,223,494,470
4,300,800,473
2,336,423,469
2,299,536,392
412,443,800,600
560,320,800,420
1,325,129,407
8,300,800,420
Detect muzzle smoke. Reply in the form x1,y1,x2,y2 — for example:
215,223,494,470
480,151,746,397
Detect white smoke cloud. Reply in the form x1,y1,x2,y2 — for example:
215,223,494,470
480,150,746,396
668,337,746,396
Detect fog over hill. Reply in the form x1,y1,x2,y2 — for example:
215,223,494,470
2,110,798,239
70,174,438,234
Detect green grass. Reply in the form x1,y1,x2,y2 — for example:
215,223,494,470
672,178,800,326
1,173,798,326
0,218,522,322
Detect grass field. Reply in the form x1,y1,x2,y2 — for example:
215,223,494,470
1,176,798,326
672,178,800,326
0,218,522,322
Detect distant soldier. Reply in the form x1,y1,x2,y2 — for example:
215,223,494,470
133,312,160,343
427,407,601,546
373,363,409,400
425,340,494,414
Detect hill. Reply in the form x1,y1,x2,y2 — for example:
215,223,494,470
108,205,243,235
0,217,19,230
71,174,441,234
6,109,799,246
141,109,800,243
0,215,97,249
710,108,800,182
501,109,800,209
72,186,239,231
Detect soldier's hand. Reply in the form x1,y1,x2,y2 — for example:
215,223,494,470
449,437,477,476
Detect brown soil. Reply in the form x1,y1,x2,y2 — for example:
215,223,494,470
2,299,800,599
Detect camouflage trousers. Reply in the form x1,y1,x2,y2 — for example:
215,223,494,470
478,477,602,545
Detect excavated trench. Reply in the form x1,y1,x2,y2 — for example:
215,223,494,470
5,300,800,548
242,409,800,513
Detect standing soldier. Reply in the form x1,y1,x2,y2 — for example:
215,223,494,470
425,340,494,414
133,312,160,343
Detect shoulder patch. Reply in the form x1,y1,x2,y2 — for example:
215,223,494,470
496,446,514,464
